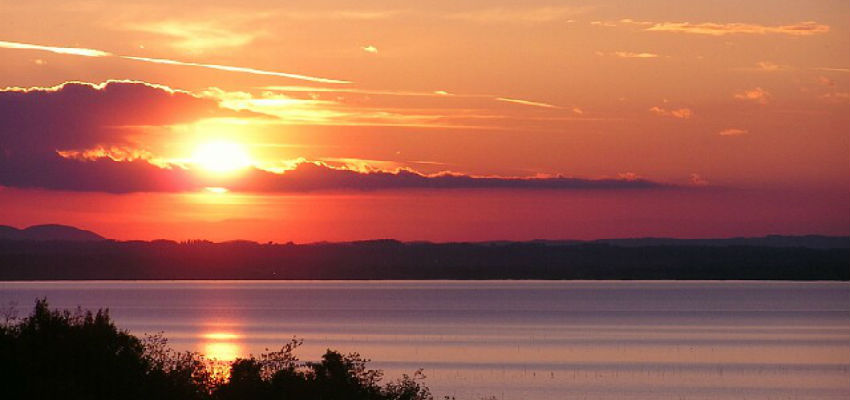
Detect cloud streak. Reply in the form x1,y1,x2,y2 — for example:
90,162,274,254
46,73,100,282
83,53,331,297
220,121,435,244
121,56,349,84
649,106,693,119
612,51,659,58
263,86,566,113
263,86,461,97
0,39,349,84
718,128,748,136
446,6,588,23
0,40,110,57
495,97,560,109
644,21,829,36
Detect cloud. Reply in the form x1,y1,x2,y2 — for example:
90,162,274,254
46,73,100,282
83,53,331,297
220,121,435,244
718,128,748,136
0,39,349,84
816,76,835,87
279,10,401,20
592,19,830,37
124,21,258,52
0,157,670,193
0,40,110,57
495,97,560,109
820,92,850,102
263,86,576,118
447,6,587,23
734,87,770,104
814,67,849,73
0,155,196,193
362,45,379,54
0,80,249,155
206,87,466,128
121,56,350,84
754,61,791,72
612,51,659,58
263,86,460,98
590,21,617,27
649,106,693,119
0,79,670,193
645,21,829,36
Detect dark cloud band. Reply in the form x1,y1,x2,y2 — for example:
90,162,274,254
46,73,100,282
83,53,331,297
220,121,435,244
0,80,671,193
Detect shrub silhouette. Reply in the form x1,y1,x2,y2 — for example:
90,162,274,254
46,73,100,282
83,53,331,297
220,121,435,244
0,300,434,400
0,299,210,400
213,338,433,400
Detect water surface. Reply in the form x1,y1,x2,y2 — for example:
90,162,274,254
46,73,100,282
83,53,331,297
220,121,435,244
1,281,847,399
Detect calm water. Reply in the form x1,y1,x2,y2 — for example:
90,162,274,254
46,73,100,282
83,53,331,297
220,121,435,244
1,281,848,399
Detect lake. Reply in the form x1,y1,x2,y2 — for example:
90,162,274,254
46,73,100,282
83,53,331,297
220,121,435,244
1,281,848,399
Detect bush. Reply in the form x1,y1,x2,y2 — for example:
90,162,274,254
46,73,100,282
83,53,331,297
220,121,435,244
0,300,434,400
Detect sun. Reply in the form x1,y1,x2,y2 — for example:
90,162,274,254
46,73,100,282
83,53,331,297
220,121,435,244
191,140,252,173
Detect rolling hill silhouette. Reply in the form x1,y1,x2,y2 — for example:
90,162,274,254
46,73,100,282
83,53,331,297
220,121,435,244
0,225,850,280
0,224,105,242
0,224,846,280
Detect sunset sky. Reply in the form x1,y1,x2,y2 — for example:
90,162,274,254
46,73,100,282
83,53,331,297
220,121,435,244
1,0,847,242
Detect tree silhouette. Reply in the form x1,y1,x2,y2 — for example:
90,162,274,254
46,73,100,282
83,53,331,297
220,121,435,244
0,300,435,400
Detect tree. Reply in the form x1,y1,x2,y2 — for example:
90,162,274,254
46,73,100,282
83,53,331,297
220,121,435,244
1,300,435,400
0,299,209,400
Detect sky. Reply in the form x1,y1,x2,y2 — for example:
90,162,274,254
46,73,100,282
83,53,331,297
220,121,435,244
0,0,847,242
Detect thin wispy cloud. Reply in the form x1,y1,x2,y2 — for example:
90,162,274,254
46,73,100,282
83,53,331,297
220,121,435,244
644,21,829,36
204,87,484,129
279,10,401,20
317,157,450,173
755,61,789,72
814,67,850,73
0,39,349,84
612,51,659,59
448,6,588,23
718,128,748,136
266,86,568,113
649,106,693,119
496,97,560,109
590,21,618,27
820,92,850,102
0,40,110,57
264,86,461,97
734,87,770,104
124,21,259,52
122,56,349,84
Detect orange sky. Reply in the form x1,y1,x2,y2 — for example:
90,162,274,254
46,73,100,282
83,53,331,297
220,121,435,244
0,0,847,241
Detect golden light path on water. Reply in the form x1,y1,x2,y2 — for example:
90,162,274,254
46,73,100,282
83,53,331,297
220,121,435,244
201,330,244,380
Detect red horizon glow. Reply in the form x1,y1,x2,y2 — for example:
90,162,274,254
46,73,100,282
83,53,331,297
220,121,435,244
0,1,847,240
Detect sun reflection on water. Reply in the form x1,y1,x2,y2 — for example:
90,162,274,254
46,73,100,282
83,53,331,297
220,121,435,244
201,331,244,381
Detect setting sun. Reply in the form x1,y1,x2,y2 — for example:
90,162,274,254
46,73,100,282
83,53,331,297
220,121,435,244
191,141,252,173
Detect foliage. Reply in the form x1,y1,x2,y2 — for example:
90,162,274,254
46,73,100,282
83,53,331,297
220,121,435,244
0,299,435,400
213,340,433,400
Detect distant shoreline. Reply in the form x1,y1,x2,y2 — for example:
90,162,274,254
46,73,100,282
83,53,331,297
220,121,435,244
2,236,847,281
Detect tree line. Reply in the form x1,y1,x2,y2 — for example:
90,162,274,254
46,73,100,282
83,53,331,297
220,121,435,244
0,238,847,280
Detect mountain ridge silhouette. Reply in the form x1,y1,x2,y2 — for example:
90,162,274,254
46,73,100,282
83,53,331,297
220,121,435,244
0,224,105,242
